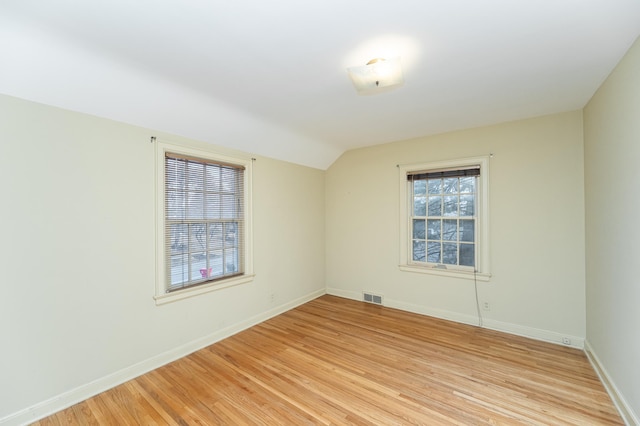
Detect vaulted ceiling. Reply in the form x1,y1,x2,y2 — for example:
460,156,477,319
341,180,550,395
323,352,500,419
1,1,639,169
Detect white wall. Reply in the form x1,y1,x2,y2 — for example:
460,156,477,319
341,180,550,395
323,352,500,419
0,94,325,424
326,111,586,345
584,36,640,424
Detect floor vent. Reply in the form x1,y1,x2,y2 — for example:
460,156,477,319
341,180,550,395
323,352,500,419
363,292,383,305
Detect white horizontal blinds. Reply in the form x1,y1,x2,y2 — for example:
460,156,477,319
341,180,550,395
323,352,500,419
408,166,479,268
165,152,245,292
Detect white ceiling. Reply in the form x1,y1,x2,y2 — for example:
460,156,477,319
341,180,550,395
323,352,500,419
1,1,639,169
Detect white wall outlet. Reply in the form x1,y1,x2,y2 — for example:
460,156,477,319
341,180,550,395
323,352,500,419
482,301,490,311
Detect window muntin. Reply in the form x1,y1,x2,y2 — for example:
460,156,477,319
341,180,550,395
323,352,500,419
165,154,245,291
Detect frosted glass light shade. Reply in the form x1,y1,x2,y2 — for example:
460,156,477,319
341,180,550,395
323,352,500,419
347,57,404,95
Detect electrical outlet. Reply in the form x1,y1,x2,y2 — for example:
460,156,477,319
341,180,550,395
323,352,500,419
562,337,571,346
482,301,490,311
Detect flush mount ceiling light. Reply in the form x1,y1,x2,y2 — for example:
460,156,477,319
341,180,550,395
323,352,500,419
346,57,404,95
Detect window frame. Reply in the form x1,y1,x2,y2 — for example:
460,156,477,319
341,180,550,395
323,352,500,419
398,156,490,281
155,140,254,305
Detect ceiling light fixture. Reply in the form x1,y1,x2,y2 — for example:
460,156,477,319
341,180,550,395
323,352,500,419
346,57,404,95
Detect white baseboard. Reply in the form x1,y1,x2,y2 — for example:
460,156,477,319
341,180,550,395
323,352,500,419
584,340,638,426
0,289,326,426
481,318,584,349
326,287,584,349
387,297,480,327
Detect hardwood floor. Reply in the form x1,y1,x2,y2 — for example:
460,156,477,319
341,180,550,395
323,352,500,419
34,295,622,425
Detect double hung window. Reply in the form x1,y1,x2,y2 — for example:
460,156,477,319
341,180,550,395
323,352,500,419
155,141,253,304
165,153,244,289
399,157,490,280
410,168,479,268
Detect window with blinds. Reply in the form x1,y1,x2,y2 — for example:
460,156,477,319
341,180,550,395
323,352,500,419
164,152,245,292
408,166,479,268
399,157,490,279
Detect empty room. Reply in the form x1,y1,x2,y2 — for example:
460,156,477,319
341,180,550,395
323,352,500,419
1,1,639,424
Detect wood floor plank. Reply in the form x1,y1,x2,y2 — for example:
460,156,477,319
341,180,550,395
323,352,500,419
32,295,622,425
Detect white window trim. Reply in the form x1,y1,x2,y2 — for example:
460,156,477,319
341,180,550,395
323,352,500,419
398,156,491,281
154,140,254,305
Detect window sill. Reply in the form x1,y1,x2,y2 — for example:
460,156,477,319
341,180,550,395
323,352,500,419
399,265,491,281
154,274,255,305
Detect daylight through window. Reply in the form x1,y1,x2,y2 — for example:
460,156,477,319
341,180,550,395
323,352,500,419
409,168,479,269
164,153,245,291
398,156,490,280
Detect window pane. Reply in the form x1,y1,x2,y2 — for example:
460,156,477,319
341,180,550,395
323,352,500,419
221,167,236,192
191,252,207,279
443,195,458,216
427,219,441,240
413,219,425,239
209,250,223,277
427,242,441,263
205,194,221,219
189,223,207,252
460,244,475,267
225,248,239,273
205,164,221,191
460,177,475,193
460,220,475,242
414,197,426,216
166,191,185,219
413,180,426,196
443,178,458,193
186,191,204,219
460,194,474,216
170,254,189,286
186,162,204,190
225,222,238,248
168,224,188,255
221,194,237,219
166,158,185,190
443,242,458,264
209,223,224,249
413,240,426,262
428,196,442,216
428,179,442,194
443,219,457,241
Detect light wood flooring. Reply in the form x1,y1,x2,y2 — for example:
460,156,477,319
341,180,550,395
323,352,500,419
34,295,622,425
